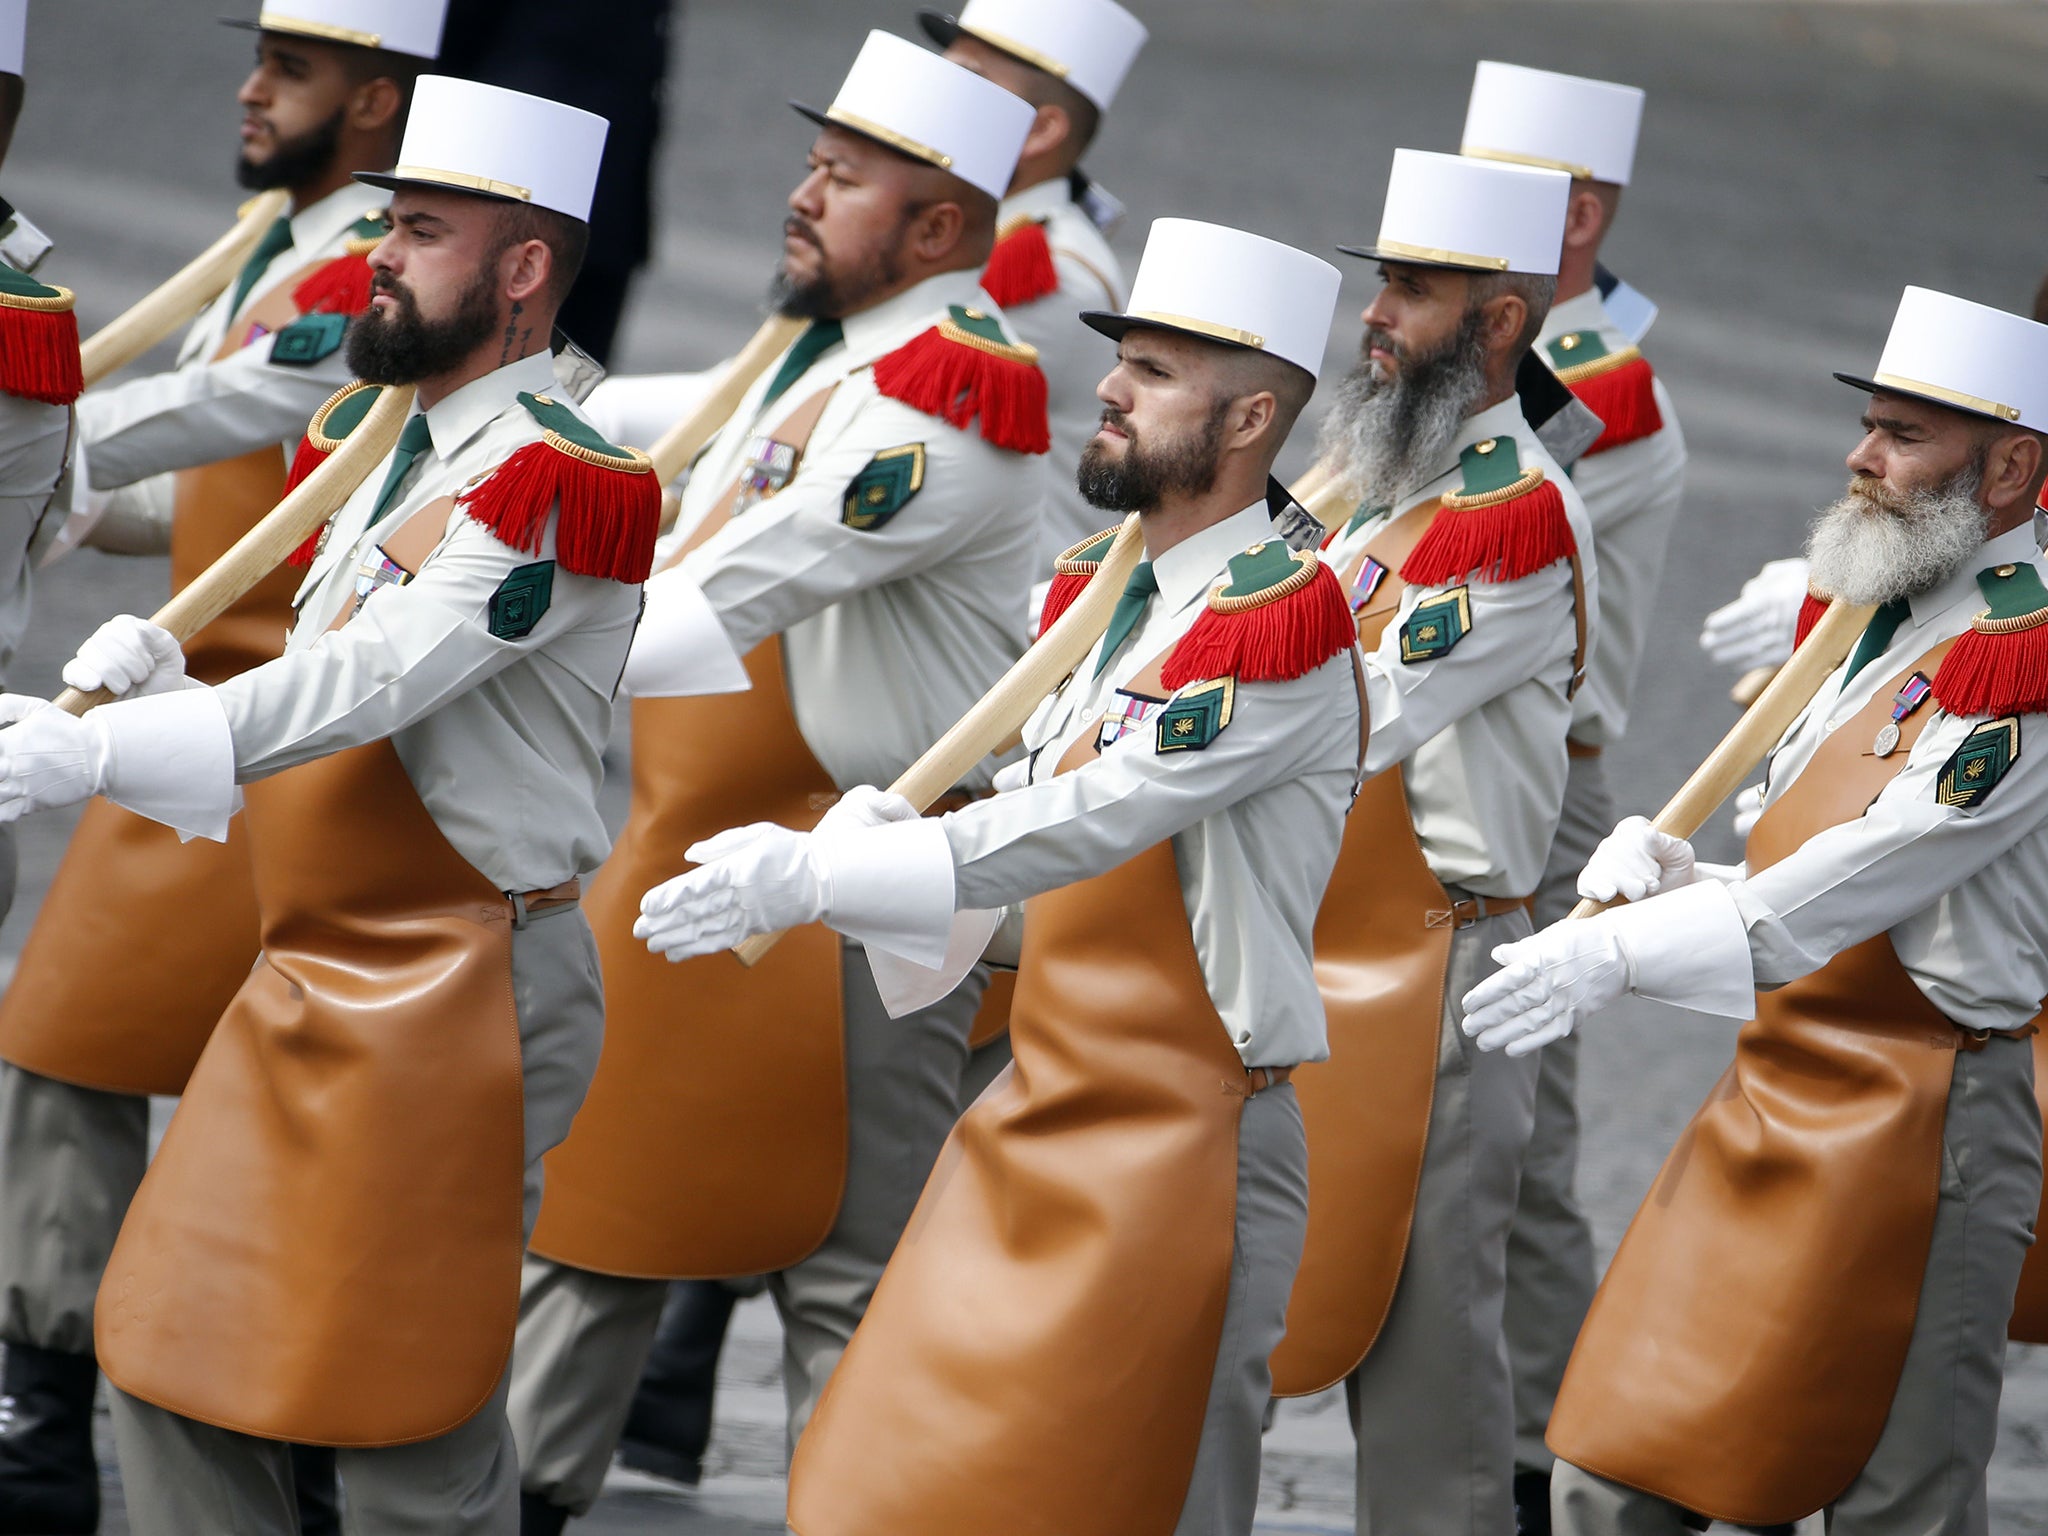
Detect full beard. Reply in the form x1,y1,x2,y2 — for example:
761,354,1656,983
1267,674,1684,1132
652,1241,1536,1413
1075,399,1230,513
769,216,903,321
1804,458,1990,606
235,106,345,192
1315,308,1491,509
345,266,504,385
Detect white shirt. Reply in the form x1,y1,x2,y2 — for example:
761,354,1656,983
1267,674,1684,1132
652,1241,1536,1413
940,500,1361,1067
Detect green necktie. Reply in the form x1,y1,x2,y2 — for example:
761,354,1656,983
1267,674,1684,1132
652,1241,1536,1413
760,320,844,410
229,214,297,317
1093,561,1159,678
1842,596,1912,685
369,415,435,525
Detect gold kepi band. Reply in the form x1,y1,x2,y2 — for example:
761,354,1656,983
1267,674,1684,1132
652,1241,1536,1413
824,108,954,171
1375,239,1512,272
1874,371,2023,423
391,165,534,202
1126,311,1266,350
257,11,382,47
1462,144,1597,182
961,23,1073,79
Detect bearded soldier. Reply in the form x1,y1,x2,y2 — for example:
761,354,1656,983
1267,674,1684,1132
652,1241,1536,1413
0,77,653,1532
637,215,1356,1536
1456,62,1690,1529
508,35,1047,1534
1270,150,1598,1536
0,11,444,1525
1465,287,2048,1536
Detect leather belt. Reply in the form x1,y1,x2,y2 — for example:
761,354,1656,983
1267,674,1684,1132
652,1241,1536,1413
1566,741,1604,760
1242,1065,1295,1096
509,878,582,928
1426,893,1534,930
1954,1021,2040,1053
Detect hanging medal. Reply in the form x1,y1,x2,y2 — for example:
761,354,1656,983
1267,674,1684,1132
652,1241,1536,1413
1872,672,1931,758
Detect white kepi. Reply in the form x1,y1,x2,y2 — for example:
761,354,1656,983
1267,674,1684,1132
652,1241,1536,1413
1342,148,1570,276
1082,217,1341,379
357,76,608,222
794,30,1035,203
917,0,1149,113
1461,61,1644,186
0,0,24,77
223,0,449,60
1835,286,2048,432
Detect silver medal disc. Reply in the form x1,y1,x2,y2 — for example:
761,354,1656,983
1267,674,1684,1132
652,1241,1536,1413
1873,721,1902,758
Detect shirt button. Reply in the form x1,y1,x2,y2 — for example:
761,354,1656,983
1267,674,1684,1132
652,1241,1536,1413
1823,718,1838,733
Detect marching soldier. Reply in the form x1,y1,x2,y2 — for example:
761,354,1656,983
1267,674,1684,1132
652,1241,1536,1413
507,34,1045,1533
1464,287,2048,1535
1275,150,1598,1536
1456,61,1690,1528
636,214,1354,1536
0,6,441,1524
0,75,650,1532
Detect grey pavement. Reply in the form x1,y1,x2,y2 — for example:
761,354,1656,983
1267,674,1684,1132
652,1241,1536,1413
4,0,2048,1530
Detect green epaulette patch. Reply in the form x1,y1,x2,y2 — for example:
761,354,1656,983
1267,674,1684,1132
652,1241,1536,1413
1938,717,2020,809
306,381,385,450
1156,676,1235,754
1451,436,1536,501
1054,524,1121,575
1974,560,2048,624
1209,539,1322,612
0,263,70,308
517,392,650,472
1399,585,1472,663
346,211,389,255
842,444,926,531
271,310,348,367
941,303,1037,364
1546,331,1611,371
489,561,555,641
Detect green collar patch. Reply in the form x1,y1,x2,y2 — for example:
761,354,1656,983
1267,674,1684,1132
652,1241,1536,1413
939,303,1038,365
1545,330,1610,370
842,444,926,531
1938,716,2020,809
1973,561,2048,629
1210,540,1320,612
1054,524,1122,574
1456,436,1527,498
1156,676,1235,754
306,381,386,451
1399,585,1473,663
518,392,650,473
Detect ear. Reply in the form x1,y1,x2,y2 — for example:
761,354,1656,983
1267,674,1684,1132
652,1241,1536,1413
501,238,552,307
348,75,403,136
1982,429,2046,513
1228,390,1279,450
1481,289,1529,353
1562,185,1606,255
1021,101,1069,164
909,200,968,264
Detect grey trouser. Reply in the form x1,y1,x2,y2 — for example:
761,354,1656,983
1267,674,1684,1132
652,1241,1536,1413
111,907,606,1536
1172,1080,1309,1536
1511,749,1611,1470
1553,1031,2041,1536
1346,909,1539,1536
512,942,983,1514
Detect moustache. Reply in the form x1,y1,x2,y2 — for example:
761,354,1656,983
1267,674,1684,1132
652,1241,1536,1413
784,217,823,250
1097,407,1132,436
1360,327,1400,365
1845,475,1914,517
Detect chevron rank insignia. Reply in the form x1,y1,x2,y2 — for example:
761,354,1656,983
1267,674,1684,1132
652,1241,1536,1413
489,560,555,641
270,310,348,367
1937,717,2020,810
1400,586,1472,663
842,445,925,531
1156,676,1235,754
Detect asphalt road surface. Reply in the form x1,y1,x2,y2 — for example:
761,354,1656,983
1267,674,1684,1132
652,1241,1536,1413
6,0,2048,1530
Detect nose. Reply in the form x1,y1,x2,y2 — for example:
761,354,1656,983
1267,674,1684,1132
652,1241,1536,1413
788,167,826,219
1844,429,1884,479
236,64,267,110
1359,288,1393,333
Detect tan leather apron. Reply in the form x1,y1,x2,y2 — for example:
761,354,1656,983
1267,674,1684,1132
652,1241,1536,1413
786,707,1251,1536
0,264,338,1094
2006,1026,2048,1342
531,387,864,1279
1548,645,1965,1526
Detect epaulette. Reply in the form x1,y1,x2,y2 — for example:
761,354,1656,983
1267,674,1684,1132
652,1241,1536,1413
1931,560,2048,717
285,381,389,565
455,392,661,583
1037,524,1121,635
0,264,82,406
289,213,386,320
1401,436,1575,588
871,303,1050,456
981,216,1060,309
1159,539,1356,692
1545,330,1663,455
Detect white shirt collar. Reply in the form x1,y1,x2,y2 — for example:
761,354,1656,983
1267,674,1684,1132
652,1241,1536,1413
290,183,382,261
1538,287,1609,345
1000,176,1078,227
1154,501,1278,615
420,350,560,463
839,268,993,364
1909,520,2046,628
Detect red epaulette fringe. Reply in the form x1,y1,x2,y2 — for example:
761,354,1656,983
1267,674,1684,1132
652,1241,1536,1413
1401,477,1574,587
1793,593,1827,649
982,220,1060,309
0,306,82,406
1038,569,1090,635
282,435,332,566
292,253,375,318
1931,622,2048,718
873,328,1051,456
1160,561,1356,691
457,441,662,583
1569,353,1663,456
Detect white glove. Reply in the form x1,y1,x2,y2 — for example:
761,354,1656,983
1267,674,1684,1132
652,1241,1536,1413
1731,783,1765,841
817,784,918,835
991,758,1031,794
1576,815,1698,904
1698,557,1809,671
0,696,107,822
1461,918,1630,1057
636,823,827,961
62,616,187,699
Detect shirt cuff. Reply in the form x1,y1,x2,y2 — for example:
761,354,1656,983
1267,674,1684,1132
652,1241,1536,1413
621,565,750,698
91,684,237,842
1605,879,1756,1019
817,816,958,970
864,907,1003,1019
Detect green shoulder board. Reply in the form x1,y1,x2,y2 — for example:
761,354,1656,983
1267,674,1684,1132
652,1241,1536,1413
517,391,652,473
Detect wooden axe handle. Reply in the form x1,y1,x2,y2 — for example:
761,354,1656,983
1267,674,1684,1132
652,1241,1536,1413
647,314,809,532
55,384,416,716
80,189,292,389
1566,597,1875,920
732,513,1148,968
